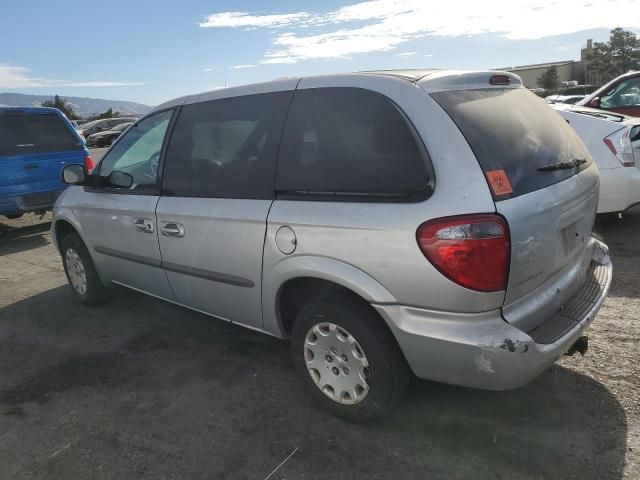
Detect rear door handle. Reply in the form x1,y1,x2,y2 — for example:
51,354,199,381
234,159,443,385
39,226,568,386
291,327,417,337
133,218,154,233
160,222,185,238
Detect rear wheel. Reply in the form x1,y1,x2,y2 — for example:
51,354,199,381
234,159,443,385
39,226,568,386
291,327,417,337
291,294,410,421
61,233,112,305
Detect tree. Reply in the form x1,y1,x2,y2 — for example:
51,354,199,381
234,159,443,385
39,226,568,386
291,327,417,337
587,28,640,85
41,95,78,119
537,65,560,91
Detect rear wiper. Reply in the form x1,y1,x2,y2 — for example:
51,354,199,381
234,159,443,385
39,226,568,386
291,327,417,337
537,158,587,171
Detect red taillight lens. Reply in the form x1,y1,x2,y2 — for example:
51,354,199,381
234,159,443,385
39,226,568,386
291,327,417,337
417,214,510,292
603,138,617,156
84,155,94,172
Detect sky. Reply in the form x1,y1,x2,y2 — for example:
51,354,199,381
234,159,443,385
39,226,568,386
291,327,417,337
1,0,639,106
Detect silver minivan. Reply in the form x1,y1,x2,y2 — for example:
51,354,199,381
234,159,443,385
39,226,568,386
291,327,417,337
53,70,612,420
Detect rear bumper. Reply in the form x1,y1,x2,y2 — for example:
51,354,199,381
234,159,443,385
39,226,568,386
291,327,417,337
0,189,66,215
374,238,612,390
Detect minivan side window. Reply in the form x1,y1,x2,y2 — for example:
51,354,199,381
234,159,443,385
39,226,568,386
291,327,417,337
97,109,173,192
162,91,292,199
275,87,432,201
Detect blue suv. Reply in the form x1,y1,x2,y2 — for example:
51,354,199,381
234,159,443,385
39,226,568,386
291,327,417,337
0,107,90,218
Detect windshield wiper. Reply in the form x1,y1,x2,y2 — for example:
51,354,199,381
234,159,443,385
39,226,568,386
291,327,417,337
537,158,587,171
573,110,624,122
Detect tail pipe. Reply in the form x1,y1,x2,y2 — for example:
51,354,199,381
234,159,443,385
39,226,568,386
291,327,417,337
564,335,589,356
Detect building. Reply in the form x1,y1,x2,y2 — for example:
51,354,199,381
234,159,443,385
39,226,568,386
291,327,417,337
498,40,594,89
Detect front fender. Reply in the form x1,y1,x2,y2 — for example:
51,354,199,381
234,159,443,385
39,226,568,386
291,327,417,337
261,254,397,337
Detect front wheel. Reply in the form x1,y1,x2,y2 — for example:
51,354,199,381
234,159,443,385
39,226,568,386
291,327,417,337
61,233,112,305
291,295,410,422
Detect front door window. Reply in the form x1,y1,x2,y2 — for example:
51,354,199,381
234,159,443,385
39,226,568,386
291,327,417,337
97,110,173,192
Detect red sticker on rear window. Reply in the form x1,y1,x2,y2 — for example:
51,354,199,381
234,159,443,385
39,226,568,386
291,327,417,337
485,170,513,196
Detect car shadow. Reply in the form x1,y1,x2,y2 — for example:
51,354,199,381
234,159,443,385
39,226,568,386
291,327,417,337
0,286,628,480
0,220,51,256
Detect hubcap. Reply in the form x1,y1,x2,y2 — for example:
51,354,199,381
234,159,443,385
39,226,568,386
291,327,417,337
65,248,87,295
303,322,370,405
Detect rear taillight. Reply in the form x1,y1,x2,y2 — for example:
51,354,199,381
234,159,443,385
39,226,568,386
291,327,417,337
84,155,94,172
417,214,510,292
604,129,635,167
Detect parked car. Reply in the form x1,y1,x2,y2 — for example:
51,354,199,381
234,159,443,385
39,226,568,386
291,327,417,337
86,122,132,147
52,70,612,420
69,119,86,142
553,104,640,213
545,94,586,105
80,117,137,139
0,107,92,219
577,70,640,117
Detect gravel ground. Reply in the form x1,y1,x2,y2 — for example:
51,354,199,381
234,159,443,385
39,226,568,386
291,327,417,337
0,210,638,480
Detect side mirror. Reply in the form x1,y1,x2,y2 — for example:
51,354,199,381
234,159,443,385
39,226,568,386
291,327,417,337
589,97,600,108
62,164,87,185
109,170,134,188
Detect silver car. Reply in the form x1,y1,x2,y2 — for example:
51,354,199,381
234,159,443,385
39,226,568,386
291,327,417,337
52,70,612,420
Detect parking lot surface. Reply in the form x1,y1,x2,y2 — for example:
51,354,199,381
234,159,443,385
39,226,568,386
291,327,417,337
0,207,638,479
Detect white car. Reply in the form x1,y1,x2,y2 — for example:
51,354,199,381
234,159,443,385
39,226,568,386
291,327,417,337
545,94,587,105
553,104,640,213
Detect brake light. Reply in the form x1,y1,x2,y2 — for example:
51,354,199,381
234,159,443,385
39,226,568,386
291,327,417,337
490,74,511,86
604,129,635,167
417,214,510,292
84,155,95,172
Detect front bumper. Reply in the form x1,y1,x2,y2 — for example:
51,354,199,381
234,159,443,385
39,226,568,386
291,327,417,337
0,189,65,215
374,239,612,390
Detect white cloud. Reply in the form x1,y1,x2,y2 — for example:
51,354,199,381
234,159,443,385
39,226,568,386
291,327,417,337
0,65,46,88
56,81,145,87
231,64,259,69
199,11,310,28
395,51,418,57
0,64,144,88
201,0,640,64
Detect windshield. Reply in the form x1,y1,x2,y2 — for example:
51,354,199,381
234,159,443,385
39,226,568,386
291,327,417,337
112,122,132,132
80,120,99,129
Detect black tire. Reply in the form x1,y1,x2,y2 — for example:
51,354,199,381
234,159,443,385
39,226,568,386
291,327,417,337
61,232,113,305
5,214,23,220
291,294,410,422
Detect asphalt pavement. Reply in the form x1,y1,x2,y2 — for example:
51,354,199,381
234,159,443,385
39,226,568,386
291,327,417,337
0,209,638,479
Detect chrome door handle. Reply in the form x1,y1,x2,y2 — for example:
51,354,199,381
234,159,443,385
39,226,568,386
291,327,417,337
133,218,154,233
160,222,185,238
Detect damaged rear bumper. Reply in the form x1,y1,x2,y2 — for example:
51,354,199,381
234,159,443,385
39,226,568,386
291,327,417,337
373,240,612,390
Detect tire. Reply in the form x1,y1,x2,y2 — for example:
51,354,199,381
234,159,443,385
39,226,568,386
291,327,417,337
61,232,113,305
4,214,23,220
291,294,410,422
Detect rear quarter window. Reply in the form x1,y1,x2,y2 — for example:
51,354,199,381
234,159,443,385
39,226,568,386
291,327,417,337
0,112,82,156
432,88,592,199
275,87,433,201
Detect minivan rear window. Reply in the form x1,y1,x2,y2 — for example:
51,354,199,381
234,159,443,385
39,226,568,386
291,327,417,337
432,88,592,199
0,113,82,157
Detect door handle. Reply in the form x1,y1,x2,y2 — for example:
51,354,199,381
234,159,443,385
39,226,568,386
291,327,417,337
133,218,154,233
160,222,185,238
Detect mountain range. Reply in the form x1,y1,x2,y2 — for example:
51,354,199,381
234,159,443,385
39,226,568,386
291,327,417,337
0,92,152,118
